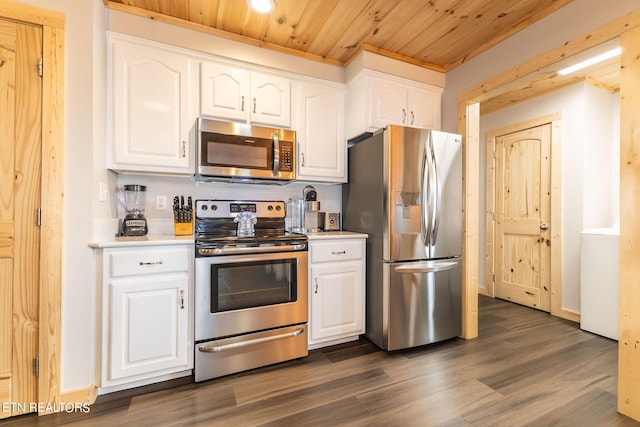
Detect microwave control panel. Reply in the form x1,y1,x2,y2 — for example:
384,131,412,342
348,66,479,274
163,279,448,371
280,142,293,172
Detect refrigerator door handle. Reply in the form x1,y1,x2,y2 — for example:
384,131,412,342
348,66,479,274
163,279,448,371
393,260,459,274
421,143,430,245
430,140,441,246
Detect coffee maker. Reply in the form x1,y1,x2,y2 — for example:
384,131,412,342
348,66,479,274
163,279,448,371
118,184,148,237
303,185,324,232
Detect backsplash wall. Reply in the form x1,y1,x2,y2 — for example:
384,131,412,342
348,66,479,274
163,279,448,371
96,173,343,239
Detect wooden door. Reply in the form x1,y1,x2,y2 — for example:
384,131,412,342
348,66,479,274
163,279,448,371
0,19,42,417
495,124,551,311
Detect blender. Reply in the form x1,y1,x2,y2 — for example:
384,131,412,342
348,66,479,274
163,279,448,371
118,184,148,236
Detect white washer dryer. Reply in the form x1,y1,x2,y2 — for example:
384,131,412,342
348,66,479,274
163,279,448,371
580,227,619,340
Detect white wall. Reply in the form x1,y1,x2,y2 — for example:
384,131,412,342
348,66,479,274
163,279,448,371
479,83,619,313
442,0,637,133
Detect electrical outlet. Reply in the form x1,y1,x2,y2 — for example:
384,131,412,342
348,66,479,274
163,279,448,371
156,195,167,210
99,182,108,202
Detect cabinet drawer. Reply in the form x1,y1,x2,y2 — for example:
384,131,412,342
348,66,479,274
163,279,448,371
310,240,364,263
109,247,190,277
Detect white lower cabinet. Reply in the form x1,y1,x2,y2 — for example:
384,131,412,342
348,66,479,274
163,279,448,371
308,237,366,349
100,244,193,390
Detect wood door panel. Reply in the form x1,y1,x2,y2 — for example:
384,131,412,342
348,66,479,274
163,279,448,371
496,124,551,312
0,20,42,416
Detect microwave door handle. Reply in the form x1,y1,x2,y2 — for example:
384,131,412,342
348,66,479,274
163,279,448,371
272,134,280,176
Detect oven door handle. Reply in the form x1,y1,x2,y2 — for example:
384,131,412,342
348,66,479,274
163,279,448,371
202,243,306,256
198,327,305,353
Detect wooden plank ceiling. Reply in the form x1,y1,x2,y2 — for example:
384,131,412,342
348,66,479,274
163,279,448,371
104,0,621,113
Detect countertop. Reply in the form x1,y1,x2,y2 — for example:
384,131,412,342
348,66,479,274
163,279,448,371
88,235,194,249
304,231,368,240
89,231,367,248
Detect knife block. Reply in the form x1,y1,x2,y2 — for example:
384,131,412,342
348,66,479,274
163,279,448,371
173,212,193,236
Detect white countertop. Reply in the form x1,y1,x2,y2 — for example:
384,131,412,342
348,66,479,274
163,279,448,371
304,231,368,240
89,231,367,248
88,235,194,249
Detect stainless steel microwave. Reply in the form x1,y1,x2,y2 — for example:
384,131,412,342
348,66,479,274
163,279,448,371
196,118,296,184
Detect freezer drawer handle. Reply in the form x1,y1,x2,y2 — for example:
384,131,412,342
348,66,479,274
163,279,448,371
198,327,305,353
394,261,458,274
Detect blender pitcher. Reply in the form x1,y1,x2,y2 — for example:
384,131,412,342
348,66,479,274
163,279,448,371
117,184,148,236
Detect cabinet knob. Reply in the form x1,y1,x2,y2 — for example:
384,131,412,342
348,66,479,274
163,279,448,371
314,278,318,294
179,290,185,309
402,109,406,123
301,152,305,167
241,95,245,112
410,111,415,125
182,141,187,158
253,97,257,114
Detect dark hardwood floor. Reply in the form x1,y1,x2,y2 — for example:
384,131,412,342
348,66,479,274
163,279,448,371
2,296,638,426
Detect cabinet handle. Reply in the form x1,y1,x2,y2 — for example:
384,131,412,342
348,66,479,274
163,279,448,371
402,109,406,123
301,152,305,167
139,260,163,266
179,290,185,309
241,95,245,112
314,278,319,294
182,141,187,158
331,250,346,255
253,97,256,114
410,111,415,125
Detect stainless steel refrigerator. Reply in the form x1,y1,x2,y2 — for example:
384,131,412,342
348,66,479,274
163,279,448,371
342,126,462,350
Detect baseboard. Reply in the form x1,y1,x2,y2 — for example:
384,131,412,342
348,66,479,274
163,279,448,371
557,308,580,323
59,385,98,405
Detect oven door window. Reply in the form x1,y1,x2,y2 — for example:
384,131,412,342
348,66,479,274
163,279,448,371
211,259,297,312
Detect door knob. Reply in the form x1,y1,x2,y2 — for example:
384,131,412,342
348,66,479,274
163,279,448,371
540,223,549,230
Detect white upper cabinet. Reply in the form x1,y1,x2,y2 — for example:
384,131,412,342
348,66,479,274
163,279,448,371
347,70,443,139
108,35,197,175
200,62,291,128
293,80,346,183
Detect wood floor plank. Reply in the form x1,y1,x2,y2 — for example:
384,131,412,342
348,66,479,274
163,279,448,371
0,295,636,426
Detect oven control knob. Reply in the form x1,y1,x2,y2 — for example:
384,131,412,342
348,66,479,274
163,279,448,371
210,204,217,211
201,205,208,211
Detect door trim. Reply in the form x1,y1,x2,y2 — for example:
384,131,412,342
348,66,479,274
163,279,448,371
1,0,65,414
484,113,573,321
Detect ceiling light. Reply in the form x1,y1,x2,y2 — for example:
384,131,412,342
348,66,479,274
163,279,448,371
247,0,275,14
557,47,621,76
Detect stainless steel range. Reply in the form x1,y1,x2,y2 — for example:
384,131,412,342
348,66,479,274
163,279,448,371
194,200,308,381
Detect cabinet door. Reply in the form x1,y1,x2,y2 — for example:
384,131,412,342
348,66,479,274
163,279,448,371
111,41,194,173
309,261,364,342
295,82,346,182
369,78,407,128
250,72,291,127
408,86,441,130
109,276,188,380
200,62,249,122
